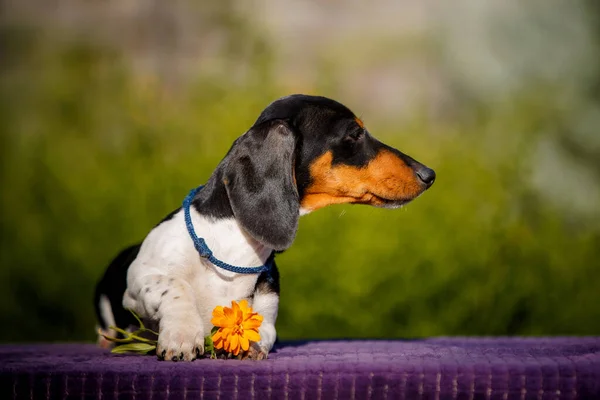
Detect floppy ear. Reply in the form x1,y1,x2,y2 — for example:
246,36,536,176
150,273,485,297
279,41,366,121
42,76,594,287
223,120,299,251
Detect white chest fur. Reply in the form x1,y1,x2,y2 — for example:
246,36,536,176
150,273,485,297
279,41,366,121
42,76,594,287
125,208,273,322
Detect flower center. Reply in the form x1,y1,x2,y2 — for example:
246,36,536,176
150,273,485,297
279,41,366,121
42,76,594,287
233,324,244,336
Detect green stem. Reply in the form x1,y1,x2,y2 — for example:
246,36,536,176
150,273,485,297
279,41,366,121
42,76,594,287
128,334,157,344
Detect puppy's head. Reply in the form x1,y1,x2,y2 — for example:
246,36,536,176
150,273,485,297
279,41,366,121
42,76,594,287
215,95,435,251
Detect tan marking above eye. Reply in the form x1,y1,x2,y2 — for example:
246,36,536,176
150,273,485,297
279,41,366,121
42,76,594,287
355,117,365,129
300,150,425,212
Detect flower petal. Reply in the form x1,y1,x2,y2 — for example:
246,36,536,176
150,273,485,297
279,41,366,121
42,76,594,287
239,334,250,352
238,299,251,313
212,306,225,318
243,316,263,330
212,327,226,342
249,314,263,322
230,332,239,350
213,336,225,350
242,312,256,323
245,329,261,343
223,334,233,353
211,315,234,328
223,305,235,320
228,333,241,356
232,301,244,324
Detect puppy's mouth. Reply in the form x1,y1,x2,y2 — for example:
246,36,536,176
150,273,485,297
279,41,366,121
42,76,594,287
357,192,420,208
370,194,411,208
361,171,432,209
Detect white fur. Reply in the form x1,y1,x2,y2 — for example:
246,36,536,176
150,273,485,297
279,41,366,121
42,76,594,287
123,209,278,360
96,294,117,349
299,207,312,216
98,294,116,328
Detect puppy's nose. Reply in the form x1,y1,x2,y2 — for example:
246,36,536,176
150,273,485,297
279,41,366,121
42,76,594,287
415,166,436,187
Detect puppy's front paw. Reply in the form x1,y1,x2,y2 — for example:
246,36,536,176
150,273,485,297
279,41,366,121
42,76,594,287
157,316,205,361
242,343,269,360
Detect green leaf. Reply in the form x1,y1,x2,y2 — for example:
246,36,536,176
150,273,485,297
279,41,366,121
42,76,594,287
128,334,158,345
111,343,156,354
211,326,219,335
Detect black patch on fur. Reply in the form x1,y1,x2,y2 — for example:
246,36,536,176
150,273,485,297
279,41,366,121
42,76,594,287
238,155,263,194
192,168,235,220
94,244,141,331
329,121,380,168
255,261,280,295
161,289,169,297
223,120,299,250
253,95,355,126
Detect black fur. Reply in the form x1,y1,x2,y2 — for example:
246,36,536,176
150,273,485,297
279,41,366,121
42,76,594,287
223,120,299,251
255,261,281,295
94,244,140,332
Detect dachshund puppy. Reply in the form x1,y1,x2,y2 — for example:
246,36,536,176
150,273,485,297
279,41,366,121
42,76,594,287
94,94,435,361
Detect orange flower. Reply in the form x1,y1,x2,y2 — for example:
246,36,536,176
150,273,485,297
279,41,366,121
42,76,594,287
211,300,263,356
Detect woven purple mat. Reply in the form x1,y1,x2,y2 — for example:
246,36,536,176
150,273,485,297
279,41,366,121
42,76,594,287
1,338,599,399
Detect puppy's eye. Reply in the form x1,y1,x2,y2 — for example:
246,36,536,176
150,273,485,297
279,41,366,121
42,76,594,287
347,129,364,142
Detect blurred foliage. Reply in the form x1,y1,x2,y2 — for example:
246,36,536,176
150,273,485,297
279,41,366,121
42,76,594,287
1,4,600,343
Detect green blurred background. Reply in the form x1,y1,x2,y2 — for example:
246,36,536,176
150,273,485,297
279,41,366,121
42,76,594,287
1,0,599,342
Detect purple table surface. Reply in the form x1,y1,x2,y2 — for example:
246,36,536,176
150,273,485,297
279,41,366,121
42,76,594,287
1,338,599,400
